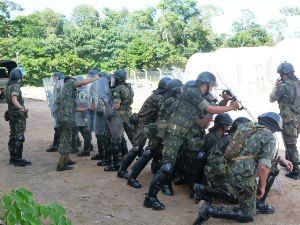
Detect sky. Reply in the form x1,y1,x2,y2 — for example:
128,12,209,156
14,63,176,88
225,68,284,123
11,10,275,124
10,0,300,36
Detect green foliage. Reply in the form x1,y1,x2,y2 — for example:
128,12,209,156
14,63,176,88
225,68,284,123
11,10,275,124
280,7,300,16
1,188,72,225
0,0,276,86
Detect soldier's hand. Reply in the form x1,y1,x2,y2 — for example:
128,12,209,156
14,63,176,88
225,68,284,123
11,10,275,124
275,78,281,87
229,100,239,111
256,186,265,199
279,157,293,170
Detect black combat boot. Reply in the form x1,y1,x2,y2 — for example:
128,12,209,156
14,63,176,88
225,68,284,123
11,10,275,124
92,135,105,160
256,202,275,214
47,127,60,152
161,181,174,196
143,163,173,210
285,163,300,180
57,155,73,171
104,141,121,172
127,149,153,188
14,142,31,166
117,145,143,179
193,202,212,225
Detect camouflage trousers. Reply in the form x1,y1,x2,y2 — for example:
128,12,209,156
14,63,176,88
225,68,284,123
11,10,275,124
9,114,26,141
162,131,188,164
282,120,300,163
58,121,76,156
204,164,230,190
227,174,257,217
131,122,148,147
120,113,134,144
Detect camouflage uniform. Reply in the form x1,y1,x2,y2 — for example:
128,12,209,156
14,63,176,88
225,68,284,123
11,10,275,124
204,134,232,189
127,95,178,188
217,122,276,219
57,79,78,158
118,90,164,177
270,79,300,167
113,82,134,144
5,83,27,163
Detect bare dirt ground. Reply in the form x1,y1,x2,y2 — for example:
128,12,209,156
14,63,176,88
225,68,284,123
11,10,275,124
1,97,300,225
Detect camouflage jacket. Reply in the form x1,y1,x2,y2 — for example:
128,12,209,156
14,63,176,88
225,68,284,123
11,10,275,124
169,86,210,131
137,91,165,124
227,122,276,178
113,82,134,115
202,130,222,153
206,133,232,169
271,79,300,122
5,83,24,111
57,79,78,125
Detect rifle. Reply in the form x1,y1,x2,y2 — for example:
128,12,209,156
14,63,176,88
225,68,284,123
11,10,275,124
214,73,257,122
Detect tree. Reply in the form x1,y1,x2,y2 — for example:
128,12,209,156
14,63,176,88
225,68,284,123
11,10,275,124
199,4,223,27
225,25,274,47
280,7,300,16
232,9,256,33
71,4,100,28
0,0,23,37
266,19,287,42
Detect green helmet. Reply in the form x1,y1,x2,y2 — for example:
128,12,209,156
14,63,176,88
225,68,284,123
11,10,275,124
277,62,294,75
165,79,183,96
214,113,233,128
196,71,217,87
10,67,26,79
258,112,283,132
114,69,127,83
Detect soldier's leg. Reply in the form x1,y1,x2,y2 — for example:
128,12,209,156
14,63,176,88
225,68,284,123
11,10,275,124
92,134,105,160
117,125,147,179
127,137,162,189
47,127,61,152
57,122,73,171
11,117,31,167
283,121,300,180
104,137,122,172
121,136,128,157
123,120,134,144
77,126,92,156
70,126,79,154
144,133,185,210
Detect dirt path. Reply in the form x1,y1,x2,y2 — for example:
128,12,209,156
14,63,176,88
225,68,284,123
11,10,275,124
0,99,300,225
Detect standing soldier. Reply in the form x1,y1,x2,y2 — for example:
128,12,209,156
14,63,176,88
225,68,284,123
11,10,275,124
270,62,300,180
117,77,171,178
143,71,239,210
5,67,31,167
195,112,282,224
56,75,99,171
45,72,65,152
112,69,134,148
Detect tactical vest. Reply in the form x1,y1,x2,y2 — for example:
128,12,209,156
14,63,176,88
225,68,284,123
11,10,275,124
285,79,300,114
121,83,134,109
224,122,262,160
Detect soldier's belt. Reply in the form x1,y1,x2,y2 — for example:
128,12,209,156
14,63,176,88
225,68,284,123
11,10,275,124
167,123,189,134
230,155,255,161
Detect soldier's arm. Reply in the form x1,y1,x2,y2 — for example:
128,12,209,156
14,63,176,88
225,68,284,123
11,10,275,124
113,86,121,110
77,76,99,87
12,96,26,111
257,165,270,199
257,134,276,199
269,83,286,103
205,101,238,114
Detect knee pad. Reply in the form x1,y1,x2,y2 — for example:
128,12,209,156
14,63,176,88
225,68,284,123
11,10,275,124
141,149,152,160
18,134,25,143
132,145,143,155
197,151,207,162
160,163,174,177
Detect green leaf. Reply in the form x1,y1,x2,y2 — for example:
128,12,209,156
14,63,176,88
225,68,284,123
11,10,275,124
2,195,12,209
6,212,17,225
18,202,35,214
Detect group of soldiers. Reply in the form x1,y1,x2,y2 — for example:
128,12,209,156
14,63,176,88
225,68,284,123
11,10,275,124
3,61,300,224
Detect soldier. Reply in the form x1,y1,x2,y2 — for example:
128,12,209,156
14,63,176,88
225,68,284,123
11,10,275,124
195,112,283,224
127,79,183,192
73,75,93,157
46,72,65,152
117,77,171,178
112,69,134,145
270,62,300,180
5,67,31,167
56,75,99,171
143,71,239,210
